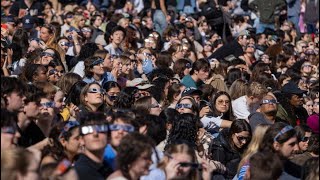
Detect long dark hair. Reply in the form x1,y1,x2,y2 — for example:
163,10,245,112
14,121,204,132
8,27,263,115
209,91,235,121
228,119,252,152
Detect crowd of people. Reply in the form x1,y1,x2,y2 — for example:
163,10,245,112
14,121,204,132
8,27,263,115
1,0,319,179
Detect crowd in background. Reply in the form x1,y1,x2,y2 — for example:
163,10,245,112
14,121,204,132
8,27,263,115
1,0,319,179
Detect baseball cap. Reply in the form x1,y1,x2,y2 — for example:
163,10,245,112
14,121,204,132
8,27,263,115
2,15,15,24
282,81,307,95
22,15,35,30
182,87,202,97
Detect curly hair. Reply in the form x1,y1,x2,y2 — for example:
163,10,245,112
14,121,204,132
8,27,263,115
165,113,198,150
116,133,154,180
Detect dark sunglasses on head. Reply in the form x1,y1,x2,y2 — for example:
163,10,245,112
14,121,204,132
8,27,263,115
41,101,55,108
88,88,105,94
261,99,279,105
41,52,54,57
176,103,192,109
1,126,17,134
80,124,109,135
81,28,92,33
109,124,135,132
143,52,152,57
301,136,310,142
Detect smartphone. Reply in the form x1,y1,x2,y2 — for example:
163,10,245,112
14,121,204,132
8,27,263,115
179,162,202,170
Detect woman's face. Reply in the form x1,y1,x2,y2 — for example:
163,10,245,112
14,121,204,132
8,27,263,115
149,97,161,116
91,61,105,76
78,16,86,27
28,40,40,52
303,100,314,115
232,131,251,149
63,128,81,156
41,49,55,65
203,42,213,52
170,152,193,178
298,132,311,151
177,99,194,114
121,61,131,75
111,119,131,147
215,95,230,114
286,56,296,68
105,87,120,106
39,98,55,119
34,66,48,83
46,67,59,84
40,27,52,43
112,58,122,75
55,65,65,78
130,151,153,177
84,84,104,106
54,90,65,111
278,137,297,158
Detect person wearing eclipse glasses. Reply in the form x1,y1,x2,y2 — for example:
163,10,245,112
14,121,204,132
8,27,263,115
74,112,113,180
103,112,136,170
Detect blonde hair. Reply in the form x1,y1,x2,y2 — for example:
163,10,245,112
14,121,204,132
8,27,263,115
246,82,268,98
229,79,249,100
70,15,84,29
237,124,271,174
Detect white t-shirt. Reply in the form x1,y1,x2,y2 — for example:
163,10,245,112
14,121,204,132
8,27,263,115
72,61,85,78
201,115,223,131
232,95,250,119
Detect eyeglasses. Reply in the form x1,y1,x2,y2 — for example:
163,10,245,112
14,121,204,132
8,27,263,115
235,133,250,143
59,121,80,138
60,42,71,47
217,100,230,105
176,103,192,109
80,124,109,135
41,52,54,57
301,136,310,142
88,88,105,94
302,64,312,68
81,28,92,33
261,99,279,105
90,58,104,67
66,15,73,18
1,126,17,134
109,124,135,132
41,101,55,108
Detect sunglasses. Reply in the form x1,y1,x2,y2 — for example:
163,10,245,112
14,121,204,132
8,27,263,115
41,52,54,57
48,69,57,76
301,136,310,142
176,103,192,109
235,134,250,143
179,162,202,169
107,95,118,101
88,88,105,94
261,99,279,105
81,28,91,33
41,101,55,108
217,100,230,105
59,121,80,138
90,59,104,67
109,124,135,132
302,64,312,68
66,15,73,19
1,126,17,134
80,124,109,135
60,42,71,47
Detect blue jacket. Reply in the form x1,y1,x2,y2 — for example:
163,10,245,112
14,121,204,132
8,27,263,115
176,0,196,11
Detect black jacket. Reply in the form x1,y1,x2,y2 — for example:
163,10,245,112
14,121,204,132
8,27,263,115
206,40,244,61
210,129,242,179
